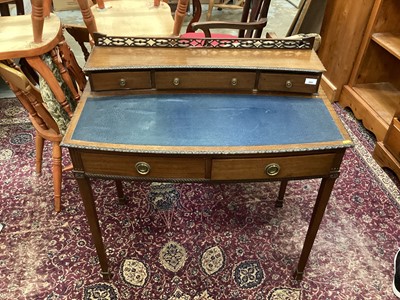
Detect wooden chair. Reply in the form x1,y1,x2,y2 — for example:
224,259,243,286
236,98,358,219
0,0,24,16
182,0,271,39
0,0,128,212
63,24,91,62
0,60,76,212
76,0,190,41
0,0,88,211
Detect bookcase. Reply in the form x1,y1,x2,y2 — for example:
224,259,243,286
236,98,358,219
339,0,400,179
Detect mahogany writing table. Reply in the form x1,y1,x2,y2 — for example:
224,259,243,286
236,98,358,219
61,38,353,280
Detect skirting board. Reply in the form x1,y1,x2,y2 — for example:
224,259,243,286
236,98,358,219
320,74,337,103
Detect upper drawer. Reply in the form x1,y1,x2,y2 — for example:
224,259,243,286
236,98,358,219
89,71,152,91
211,153,337,180
155,71,256,90
80,152,206,179
258,72,320,94
384,117,400,161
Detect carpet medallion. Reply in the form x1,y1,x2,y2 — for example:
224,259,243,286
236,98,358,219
0,98,399,299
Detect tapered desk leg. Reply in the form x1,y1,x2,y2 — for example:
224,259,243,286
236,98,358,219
74,171,111,279
294,174,338,280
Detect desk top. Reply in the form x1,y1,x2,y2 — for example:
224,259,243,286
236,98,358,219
84,46,326,73
0,14,62,60
62,93,352,154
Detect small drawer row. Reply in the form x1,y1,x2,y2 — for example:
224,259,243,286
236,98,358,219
88,70,321,94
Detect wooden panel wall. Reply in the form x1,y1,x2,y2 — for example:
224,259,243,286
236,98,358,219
317,0,375,101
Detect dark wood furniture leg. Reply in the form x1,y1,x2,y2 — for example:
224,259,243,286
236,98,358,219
294,174,338,280
115,180,126,204
0,3,10,16
15,0,24,15
276,179,288,207
74,171,112,279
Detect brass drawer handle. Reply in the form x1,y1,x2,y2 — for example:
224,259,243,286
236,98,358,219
173,78,180,86
231,78,238,86
119,78,127,87
135,162,151,175
285,80,293,89
265,163,280,176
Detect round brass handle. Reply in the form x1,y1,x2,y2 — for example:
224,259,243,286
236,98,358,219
231,78,238,86
265,163,280,177
119,78,127,87
135,162,151,175
173,78,180,86
285,80,293,89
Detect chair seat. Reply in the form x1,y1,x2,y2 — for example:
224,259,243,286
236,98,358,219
0,14,62,59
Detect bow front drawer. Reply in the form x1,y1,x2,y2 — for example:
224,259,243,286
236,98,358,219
155,71,256,90
258,73,321,94
211,153,337,180
80,152,206,179
89,71,152,91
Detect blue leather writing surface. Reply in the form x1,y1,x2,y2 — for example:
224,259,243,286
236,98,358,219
72,94,344,146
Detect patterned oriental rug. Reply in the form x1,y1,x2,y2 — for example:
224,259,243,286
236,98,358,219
0,97,400,300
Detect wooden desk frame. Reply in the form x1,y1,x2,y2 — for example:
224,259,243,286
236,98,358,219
62,38,352,280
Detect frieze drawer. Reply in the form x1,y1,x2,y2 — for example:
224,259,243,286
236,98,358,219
211,153,336,180
155,71,256,90
384,117,400,161
89,71,152,91
80,152,207,179
258,73,320,94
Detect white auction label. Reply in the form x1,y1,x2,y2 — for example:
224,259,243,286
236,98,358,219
305,78,318,85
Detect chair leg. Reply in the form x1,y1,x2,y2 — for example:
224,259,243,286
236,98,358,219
0,3,11,16
52,142,62,212
15,0,25,15
35,132,44,175
207,0,215,20
57,36,87,92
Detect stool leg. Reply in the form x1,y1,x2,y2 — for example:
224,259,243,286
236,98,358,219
31,0,44,43
77,0,98,40
173,0,189,36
